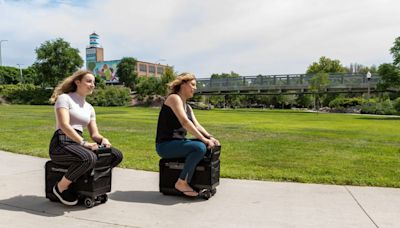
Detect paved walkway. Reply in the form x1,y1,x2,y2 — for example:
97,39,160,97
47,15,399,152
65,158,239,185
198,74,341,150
0,150,399,228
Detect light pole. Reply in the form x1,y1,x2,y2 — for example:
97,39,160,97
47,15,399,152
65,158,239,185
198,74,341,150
17,63,24,83
0,40,8,66
366,71,371,100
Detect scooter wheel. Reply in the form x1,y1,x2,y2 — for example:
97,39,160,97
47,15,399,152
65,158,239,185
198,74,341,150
101,194,108,203
84,197,95,208
199,189,211,200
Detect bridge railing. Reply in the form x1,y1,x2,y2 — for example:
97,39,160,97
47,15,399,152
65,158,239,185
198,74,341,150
196,73,381,93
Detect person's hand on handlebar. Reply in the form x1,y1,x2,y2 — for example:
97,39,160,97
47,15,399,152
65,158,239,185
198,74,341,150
204,138,215,149
101,138,112,148
83,142,99,151
210,136,220,146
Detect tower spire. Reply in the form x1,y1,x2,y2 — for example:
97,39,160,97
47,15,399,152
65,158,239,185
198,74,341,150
89,32,100,48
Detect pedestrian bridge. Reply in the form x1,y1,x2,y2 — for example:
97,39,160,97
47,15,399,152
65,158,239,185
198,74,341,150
195,73,380,95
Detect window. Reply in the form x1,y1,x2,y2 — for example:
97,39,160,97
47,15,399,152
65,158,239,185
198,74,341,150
139,64,147,72
157,66,164,75
149,65,155,73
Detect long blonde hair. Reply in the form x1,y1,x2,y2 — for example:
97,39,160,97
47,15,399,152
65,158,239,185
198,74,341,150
50,70,92,104
168,72,196,95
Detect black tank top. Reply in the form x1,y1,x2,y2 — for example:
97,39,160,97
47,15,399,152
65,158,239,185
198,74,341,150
156,103,193,143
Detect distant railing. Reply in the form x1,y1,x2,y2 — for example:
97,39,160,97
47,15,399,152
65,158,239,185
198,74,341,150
195,73,381,95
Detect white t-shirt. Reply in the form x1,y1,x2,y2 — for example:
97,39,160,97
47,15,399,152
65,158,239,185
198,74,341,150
55,92,96,132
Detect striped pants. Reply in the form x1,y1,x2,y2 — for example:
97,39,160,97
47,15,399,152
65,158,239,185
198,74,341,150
49,129,123,182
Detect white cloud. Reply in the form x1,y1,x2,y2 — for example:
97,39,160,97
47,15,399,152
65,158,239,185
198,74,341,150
0,0,399,77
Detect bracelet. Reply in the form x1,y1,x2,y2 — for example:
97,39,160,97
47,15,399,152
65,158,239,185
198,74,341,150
80,140,86,146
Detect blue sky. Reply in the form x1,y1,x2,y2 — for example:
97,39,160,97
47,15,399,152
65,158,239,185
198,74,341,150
1,0,400,77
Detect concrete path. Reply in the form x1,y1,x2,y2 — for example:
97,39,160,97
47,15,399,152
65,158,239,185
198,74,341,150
0,150,399,228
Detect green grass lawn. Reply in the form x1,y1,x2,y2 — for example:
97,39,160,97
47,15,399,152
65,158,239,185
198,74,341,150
0,105,399,187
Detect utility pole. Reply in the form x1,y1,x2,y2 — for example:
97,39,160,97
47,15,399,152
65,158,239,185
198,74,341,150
0,40,8,66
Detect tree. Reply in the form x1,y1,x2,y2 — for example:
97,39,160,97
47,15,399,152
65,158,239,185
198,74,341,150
306,56,347,74
377,36,400,91
348,63,378,74
310,72,330,109
20,66,39,84
210,71,240,79
116,57,137,89
295,94,313,108
33,38,83,87
377,63,400,90
390,36,400,67
306,57,344,109
135,67,176,99
208,95,225,108
0,66,19,84
210,71,242,107
159,67,176,96
0,65,39,85
135,76,162,99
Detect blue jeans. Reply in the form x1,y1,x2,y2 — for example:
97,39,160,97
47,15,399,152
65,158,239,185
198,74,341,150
156,139,207,182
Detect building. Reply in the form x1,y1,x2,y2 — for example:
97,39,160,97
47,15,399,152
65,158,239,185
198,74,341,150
85,33,169,83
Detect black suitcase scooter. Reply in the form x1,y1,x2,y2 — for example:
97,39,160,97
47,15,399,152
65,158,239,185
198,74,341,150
45,147,113,208
159,145,221,199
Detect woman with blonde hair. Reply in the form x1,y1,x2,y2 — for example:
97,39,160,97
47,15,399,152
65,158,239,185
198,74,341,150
49,70,123,205
155,72,219,197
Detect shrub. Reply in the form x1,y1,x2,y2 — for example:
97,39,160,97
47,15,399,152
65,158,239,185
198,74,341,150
0,84,51,104
361,99,397,115
361,101,377,114
377,99,396,115
329,97,364,109
393,97,400,113
86,85,131,106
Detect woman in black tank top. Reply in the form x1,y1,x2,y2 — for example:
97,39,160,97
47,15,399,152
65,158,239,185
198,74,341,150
155,73,220,197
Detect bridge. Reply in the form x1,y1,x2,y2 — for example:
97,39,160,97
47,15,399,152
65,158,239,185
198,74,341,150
195,73,381,95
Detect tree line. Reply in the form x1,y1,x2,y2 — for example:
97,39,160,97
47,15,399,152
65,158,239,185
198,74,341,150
0,37,400,113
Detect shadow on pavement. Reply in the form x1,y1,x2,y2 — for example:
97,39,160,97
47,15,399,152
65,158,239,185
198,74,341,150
109,190,204,205
0,195,91,217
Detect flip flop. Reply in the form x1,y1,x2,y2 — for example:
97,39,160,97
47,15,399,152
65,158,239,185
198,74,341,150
175,188,199,197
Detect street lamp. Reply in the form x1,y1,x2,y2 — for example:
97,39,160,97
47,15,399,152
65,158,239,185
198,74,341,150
17,63,24,83
0,40,8,66
366,71,372,100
